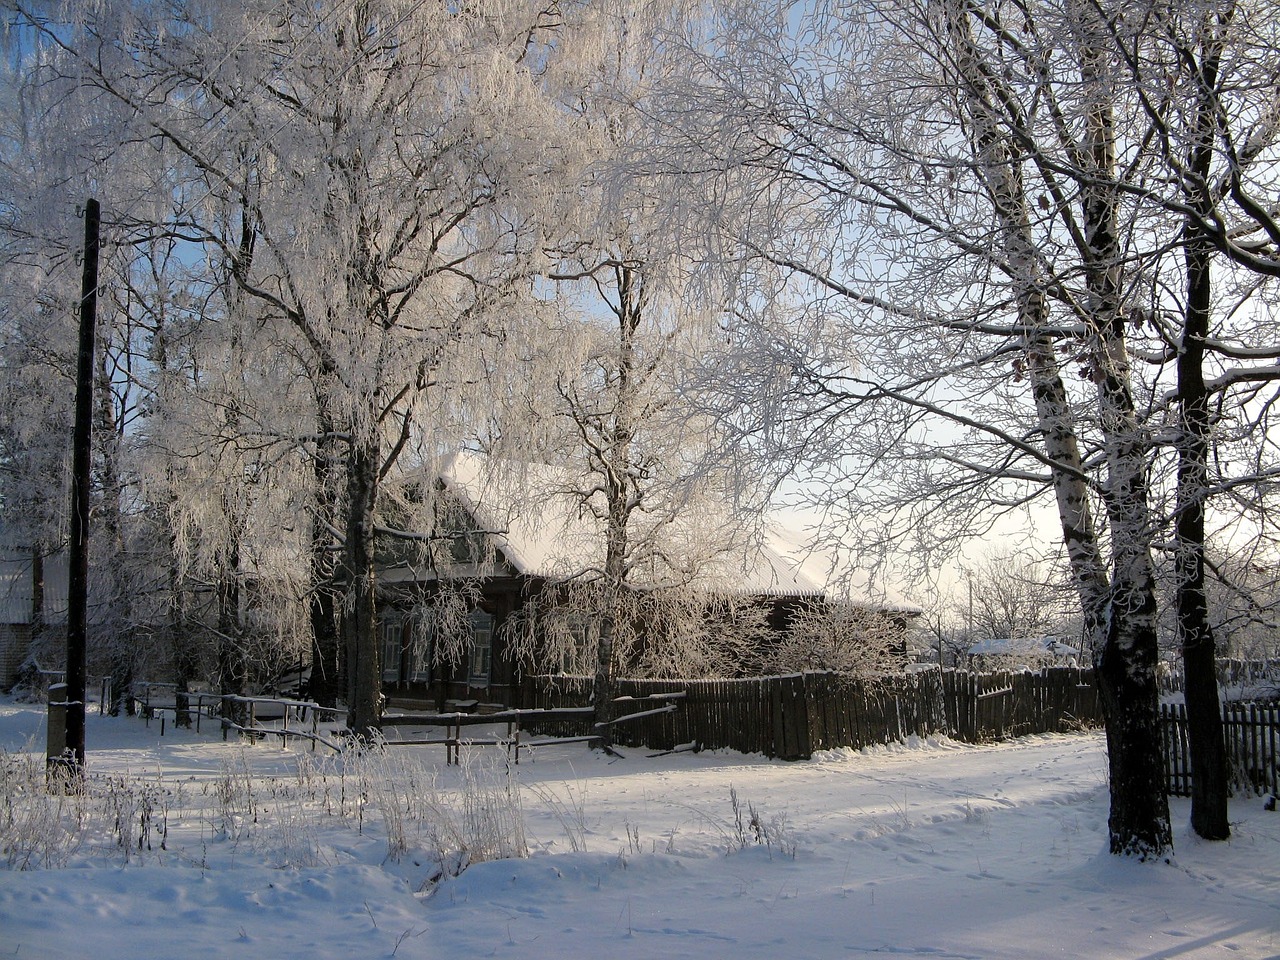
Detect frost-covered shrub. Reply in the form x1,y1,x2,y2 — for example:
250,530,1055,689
353,747,527,876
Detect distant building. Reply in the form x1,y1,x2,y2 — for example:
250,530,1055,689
0,549,67,688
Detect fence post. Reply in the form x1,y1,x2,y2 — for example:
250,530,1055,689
46,683,69,776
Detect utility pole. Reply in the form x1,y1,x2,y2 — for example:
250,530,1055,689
57,198,99,778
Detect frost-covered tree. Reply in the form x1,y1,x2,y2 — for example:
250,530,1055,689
673,0,1279,852
960,552,1079,646
660,0,1197,856
527,1,771,740
8,0,597,738
764,600,909,677
0,32,171,701
1100,0,1280,842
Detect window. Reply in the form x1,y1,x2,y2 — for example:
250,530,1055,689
381,615,404,683
468,610,493,687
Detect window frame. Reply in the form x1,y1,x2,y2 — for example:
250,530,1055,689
380,613,404,683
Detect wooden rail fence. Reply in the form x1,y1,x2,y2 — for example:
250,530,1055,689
380,693,683,763
130,682,344,751
124,670,1278,798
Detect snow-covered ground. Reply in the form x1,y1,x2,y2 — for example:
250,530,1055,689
1,697,1276,959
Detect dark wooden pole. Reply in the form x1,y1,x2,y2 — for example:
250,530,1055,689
61,197,100,776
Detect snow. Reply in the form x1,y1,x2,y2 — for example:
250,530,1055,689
2,698,1277,959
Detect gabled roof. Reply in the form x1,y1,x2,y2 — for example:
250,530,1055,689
431,451,917,613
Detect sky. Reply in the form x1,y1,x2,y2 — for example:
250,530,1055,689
1,696,1276,959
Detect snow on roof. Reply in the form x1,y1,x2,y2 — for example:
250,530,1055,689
434,451,914,612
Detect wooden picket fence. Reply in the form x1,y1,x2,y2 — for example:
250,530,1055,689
519,667,1103,759
1161,702,1280,798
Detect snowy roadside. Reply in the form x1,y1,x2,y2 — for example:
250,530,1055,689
1,698,1276,959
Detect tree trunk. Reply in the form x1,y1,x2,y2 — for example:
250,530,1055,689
96,330,134,718
1177,42,1230,836
341,436,382,741
590,607,618,750
1071,0,1172,858
309,409,343,708
30,545,44,650
217,503,247,728
1089,312,1171,858
170,518,197,728
310,566,342,707
588,265,642,751
590,467,629,750
1094,568,1171,856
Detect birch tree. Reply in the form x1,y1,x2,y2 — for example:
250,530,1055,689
665,0,1193,855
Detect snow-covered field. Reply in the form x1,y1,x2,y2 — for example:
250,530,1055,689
1,698,1276,960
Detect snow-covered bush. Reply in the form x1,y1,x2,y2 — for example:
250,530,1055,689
352,747,527,878
0,749,86,869
764,600,909,679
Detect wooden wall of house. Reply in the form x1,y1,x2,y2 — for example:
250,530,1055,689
379,576,530,709
0,623,28,688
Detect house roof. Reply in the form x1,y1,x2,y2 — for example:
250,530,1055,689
433,451,918,613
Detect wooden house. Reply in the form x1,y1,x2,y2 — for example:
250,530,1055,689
374,452,918,708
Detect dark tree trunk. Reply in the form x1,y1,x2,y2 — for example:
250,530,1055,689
1178,58,1229,836
1095,581,1173,858
62,198,99,774
171,522,197,728
590,609,618,750
96,339,133,718
310,573,342,708
309,413,343,708
342,437,382,741
1074,4,1172,859
1090,348,1172,858
588,265,642,752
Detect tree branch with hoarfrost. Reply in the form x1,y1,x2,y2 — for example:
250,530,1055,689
5,0,597,738
654,0,1277,857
